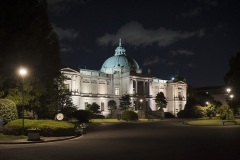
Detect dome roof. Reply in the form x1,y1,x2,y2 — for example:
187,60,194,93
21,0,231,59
100,39,140,74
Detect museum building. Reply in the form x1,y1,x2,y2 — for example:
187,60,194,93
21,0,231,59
61,40,187,117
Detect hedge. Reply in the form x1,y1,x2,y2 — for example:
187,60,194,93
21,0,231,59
3,119,75,137
122,110,138,121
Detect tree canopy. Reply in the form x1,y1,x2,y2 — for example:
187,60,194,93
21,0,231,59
119,94,131,111
224,52,240,115
155,92,167,110
86,102,101,115
0,0,62,119
108,100,117,117
0,99,18,123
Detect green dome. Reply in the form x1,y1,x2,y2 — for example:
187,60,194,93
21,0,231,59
100,39,140,74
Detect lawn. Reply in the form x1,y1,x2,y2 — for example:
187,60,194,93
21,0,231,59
187,117,240,126
0,133,26,140
90,118,160,123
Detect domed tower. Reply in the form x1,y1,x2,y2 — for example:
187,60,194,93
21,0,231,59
100,39,141,74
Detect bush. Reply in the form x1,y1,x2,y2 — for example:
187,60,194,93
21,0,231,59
0,99,18,123
164,112,175,118
179,106,206,118
218,105,235,120
177,110,188,118
3,119,75,136
94,114,105,119
122,110,138,121
191,106,206,118
61,106,77,120
73,110,92,123
206,107,216,119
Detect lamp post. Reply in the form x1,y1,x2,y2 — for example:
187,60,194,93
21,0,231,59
19,67,27,135
139,99,143,118
140,99,143,110
226,88,234,121
228,94,234,121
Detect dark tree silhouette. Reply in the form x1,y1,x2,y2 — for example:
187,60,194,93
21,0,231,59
155,92,167,110
108,100,117,117
119,94,131,111
224,52,240,115
0,0,62,118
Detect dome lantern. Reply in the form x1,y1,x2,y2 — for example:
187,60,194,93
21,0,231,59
115,38,126,56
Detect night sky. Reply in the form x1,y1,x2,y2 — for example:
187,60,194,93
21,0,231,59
47,0,240,88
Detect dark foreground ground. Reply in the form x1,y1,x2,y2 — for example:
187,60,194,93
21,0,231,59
0,119,239,160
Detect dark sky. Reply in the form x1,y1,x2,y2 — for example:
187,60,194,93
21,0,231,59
47,0,240,88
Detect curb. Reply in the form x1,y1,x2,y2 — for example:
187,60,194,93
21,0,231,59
0,135,81,144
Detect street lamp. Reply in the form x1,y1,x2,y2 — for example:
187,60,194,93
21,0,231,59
139,99,144,118
226,88,231,94
140,99,143,110
226,88,233,121
228,94,234,121
19,67,27,135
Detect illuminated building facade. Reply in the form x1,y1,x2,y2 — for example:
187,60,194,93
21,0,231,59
61,40,187,117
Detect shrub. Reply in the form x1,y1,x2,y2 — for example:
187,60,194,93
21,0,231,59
218,105,234,120
61,106,77,120
0,99,18,123
164,112,175,118
122,110,138,121
191,106,206,118
73,110,92,123
3,119,75,136
177,110,188,118
206,106,216,119
180,106,206,118
94,114,105,119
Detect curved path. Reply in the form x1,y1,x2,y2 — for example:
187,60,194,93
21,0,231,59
0,119,239,160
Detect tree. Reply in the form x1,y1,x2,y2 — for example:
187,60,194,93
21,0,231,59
218,105,234,120
184,85,222,118
205,103,216,119
0,0,62,119
57,75,77,120
57,90,77,120
119,94,131,111
191,106,207,118
0,99,18,123
108,100,117,117
155,92,167,110
224,52,240,115
86,102,101,117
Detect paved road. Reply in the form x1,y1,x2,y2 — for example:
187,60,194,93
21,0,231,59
0,119,240,160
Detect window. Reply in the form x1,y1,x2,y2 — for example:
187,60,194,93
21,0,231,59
65,84,69,90
179,104,182,111
133,81,136,93
83,79,90,83
101,102,104,111
91,80,97,84
62,84,69,92
115,88,119,95
85,102,88,108
134,101,137,110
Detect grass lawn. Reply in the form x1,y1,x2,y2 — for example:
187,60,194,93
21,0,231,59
0,118,159,141
0,133,26,141
90,118,160,123
188,117,240,126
